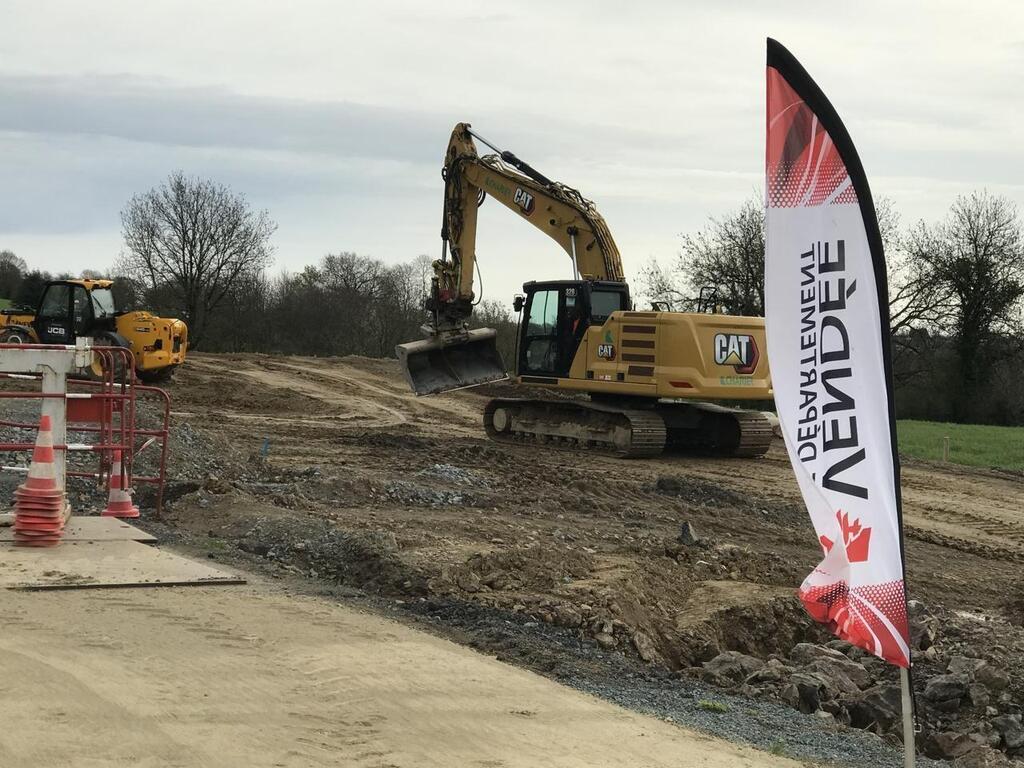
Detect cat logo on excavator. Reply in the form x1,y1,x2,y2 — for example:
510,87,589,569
513,187,535,215
714,333,759,375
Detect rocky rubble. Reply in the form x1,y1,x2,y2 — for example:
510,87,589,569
683,601,1024,765
444,518,1024,765
234,516,428,594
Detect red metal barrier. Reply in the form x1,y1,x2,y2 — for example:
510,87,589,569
0,344,170,516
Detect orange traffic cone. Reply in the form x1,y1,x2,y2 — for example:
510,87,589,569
12,415,67,547
102,450,139,519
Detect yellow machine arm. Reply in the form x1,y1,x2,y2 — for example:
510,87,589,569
429,122,625,329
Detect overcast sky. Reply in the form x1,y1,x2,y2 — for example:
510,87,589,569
3,1,1024,304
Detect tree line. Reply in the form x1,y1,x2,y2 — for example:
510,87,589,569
3,173,1021,426
1,173,514,362
640,191,1024,426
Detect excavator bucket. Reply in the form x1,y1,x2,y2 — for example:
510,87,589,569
397,328,507,395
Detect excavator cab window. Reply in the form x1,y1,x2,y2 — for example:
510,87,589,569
522,288,559,374
519,282,593,378
589,288,626,322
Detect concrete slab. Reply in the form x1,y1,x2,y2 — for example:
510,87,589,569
0,516,156,543
0,540,242,590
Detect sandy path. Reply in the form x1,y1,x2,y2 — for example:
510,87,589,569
0,578,799,768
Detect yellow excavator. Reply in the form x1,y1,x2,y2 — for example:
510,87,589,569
0,278,187,381
397,123,773,457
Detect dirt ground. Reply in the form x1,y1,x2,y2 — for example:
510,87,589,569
6,351,1023,765
167,352,1024,623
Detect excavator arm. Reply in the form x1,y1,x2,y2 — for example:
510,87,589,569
434,122,625,326
398,122,625,395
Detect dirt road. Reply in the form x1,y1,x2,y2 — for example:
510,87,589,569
0,577,799,768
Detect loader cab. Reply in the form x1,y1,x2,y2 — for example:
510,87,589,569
33,281,118,345
517,280,629,378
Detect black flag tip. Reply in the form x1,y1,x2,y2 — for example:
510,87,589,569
766,38,801,72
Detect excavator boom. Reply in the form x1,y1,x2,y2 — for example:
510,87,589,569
399,122,625,395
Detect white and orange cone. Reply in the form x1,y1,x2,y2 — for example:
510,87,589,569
12,414,68,547
101,449,139,519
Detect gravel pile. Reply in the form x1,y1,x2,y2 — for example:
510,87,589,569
418,463,484,486
384,480,475,507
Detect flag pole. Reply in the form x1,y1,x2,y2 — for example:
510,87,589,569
900,666,916,768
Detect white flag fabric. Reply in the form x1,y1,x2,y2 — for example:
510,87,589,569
764,39,911,667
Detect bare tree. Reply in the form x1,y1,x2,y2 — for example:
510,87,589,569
118,172,276,346
641,195,932,329
412,253,434,301
473,298,518,370
0,250,26,299
872,199,953,385
904,191,1024,419
682,195,765,315
639,195,765,314
636,257,687,310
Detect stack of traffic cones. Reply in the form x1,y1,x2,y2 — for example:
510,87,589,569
101,450,139,519
12,415,68,547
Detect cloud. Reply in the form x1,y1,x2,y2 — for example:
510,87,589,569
0,74,449,163
3,0,1024,300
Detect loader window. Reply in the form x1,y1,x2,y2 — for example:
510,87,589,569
72,285,91,335
91,287,116,319
38,285,70,319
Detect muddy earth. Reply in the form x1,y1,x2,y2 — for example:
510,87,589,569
4,351,1024,767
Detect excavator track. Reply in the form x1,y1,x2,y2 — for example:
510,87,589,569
484,398,666,458
483,398,772,459
662,401,774,458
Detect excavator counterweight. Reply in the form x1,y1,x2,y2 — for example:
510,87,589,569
397,328,505,395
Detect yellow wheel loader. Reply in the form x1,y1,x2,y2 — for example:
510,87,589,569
0,278,187,381
397,123,773,458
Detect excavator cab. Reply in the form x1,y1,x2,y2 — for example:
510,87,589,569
517,280,628,378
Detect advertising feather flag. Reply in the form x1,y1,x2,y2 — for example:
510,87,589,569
763,38,911,669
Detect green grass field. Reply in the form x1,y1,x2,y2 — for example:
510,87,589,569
897,420,1024,472
0,298,10,309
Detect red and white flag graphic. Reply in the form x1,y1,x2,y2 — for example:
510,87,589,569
764,39,911,668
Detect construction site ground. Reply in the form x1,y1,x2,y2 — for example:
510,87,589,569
4,351,1023,766
0,575,803,768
